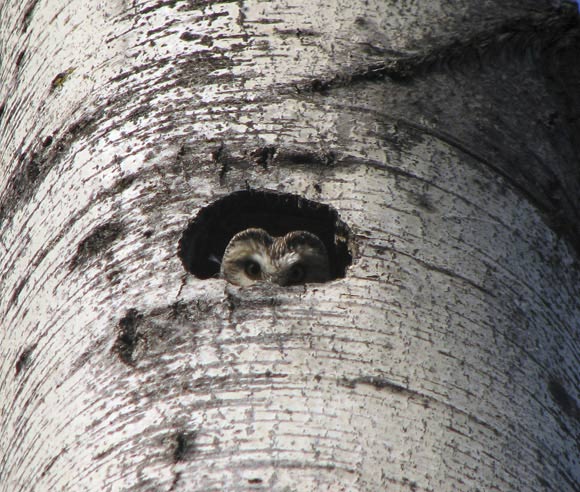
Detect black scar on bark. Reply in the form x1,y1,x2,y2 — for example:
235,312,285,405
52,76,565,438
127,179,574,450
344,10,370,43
178,190,354,281
15,344,37,375
548,378,580,420
112,309,143,366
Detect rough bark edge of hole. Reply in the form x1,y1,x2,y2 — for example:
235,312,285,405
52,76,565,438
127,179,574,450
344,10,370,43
178,190,354,281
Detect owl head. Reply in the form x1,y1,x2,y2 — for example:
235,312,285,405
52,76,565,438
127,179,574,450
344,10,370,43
220,228,330,287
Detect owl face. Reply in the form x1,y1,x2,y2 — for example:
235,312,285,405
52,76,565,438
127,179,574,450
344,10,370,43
220,228,330,287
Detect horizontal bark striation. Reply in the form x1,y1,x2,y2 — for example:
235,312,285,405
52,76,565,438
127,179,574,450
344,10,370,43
299,6,580,257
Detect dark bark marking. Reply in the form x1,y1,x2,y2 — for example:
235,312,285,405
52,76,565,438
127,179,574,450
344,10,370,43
251,145,276,170
180,31,197,41
274,28,319,39
68,338,109,377
112,309,144,366
22,0,40,32
212,142,228,182
225,289,283,316
169,299,210,322
548,378,580,420
341,375,411,393
65,115,97,140
180,32,213,46
536,475,550,488
407,191,437,213
248,478,263,484
39,447,67,479
211,144,254,184
107,302,211,369
126,105,151,123
213,145,336,184
0,115,99,227
105,269,122,284
110,174,137,195
93,446,115,461
134,0,178,16
10,276,29,305
274,149,336,168
50,68,75,93
169,471,182,491
69,222,123,270
172,430,197,462
15,50,26,71
402,477,419,491
310,78,331,93
173,433,187,462
15,344,37,375
184,372,286,393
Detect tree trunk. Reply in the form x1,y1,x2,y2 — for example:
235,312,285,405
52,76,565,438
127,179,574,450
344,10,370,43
1,1,579,490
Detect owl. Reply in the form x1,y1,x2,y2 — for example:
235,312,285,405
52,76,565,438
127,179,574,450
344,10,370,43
220,228,330,287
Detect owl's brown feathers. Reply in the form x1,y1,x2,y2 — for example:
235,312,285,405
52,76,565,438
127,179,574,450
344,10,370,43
220,228,330,287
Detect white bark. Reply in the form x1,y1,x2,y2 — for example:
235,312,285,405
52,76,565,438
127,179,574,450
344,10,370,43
1,0,579,491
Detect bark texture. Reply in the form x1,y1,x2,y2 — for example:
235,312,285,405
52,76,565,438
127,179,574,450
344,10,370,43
1,0,580,491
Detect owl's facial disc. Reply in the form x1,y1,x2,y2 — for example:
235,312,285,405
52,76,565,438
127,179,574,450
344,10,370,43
221,228,330,287
220,229,272,286
272,249,327,286
287,263,306,284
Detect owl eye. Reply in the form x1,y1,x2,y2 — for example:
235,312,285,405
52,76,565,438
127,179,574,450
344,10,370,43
287,264,306,284
244,260,262,279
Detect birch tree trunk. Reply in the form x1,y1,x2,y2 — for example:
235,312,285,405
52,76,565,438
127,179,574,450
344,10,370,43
1,0,580,490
